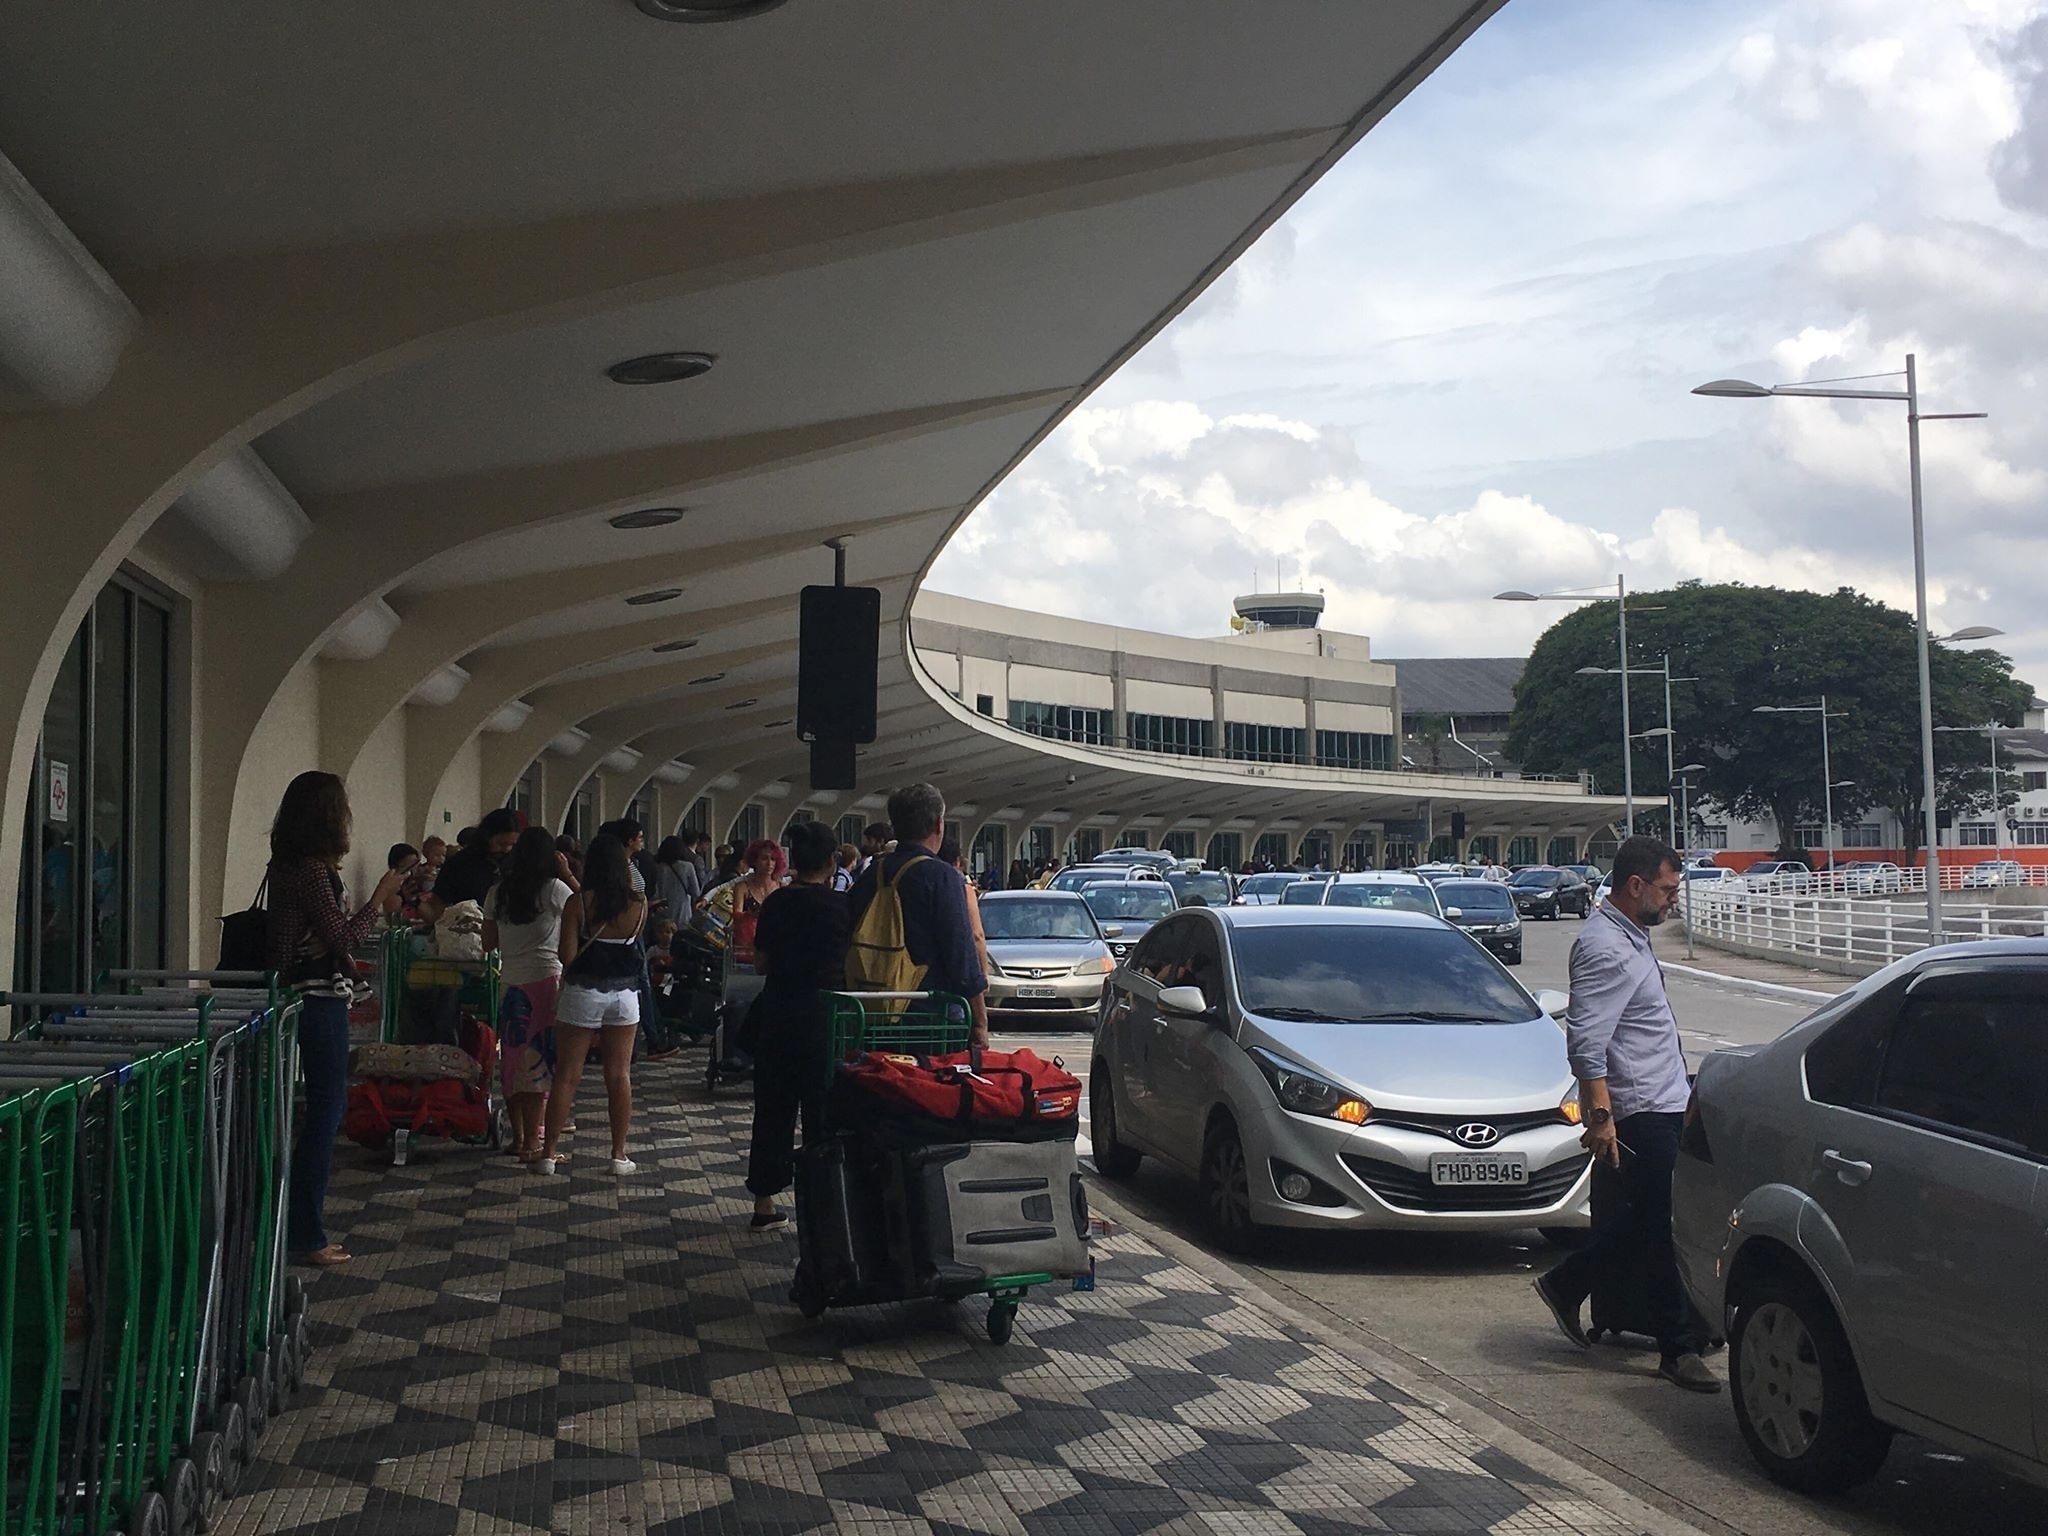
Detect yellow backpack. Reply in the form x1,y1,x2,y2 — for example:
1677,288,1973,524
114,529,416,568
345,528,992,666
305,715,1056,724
845,853,931,996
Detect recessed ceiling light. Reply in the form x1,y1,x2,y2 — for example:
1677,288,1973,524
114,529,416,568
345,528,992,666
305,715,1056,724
606,351,715,385
765,718,792,729
609,506,686,530
689,672,726,685
725,698,759,710
626,588,681,606
634,0,786,20
652,638,698,654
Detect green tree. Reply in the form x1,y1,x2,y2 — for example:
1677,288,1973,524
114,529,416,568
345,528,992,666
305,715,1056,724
1504,584,2033,854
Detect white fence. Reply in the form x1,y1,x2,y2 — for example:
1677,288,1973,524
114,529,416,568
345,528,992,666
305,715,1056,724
1687,880,2048,970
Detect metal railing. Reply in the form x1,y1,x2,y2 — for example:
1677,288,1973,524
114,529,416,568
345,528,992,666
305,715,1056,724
1687,879,2048,969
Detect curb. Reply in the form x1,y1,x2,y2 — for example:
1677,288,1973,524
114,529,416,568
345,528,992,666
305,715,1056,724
1659,961,1833,1003
1083,1180,1717,1536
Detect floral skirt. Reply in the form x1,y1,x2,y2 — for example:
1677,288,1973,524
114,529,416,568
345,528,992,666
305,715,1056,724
498,976,559,1099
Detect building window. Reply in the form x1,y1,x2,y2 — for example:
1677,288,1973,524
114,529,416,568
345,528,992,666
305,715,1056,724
510,763,540,819
971,824,1006,876
1793,824,1824,848
684,797,712,836
728,803,765,847
18,575,178,995
1206,832,1242,870
836,813,866,847
1129,713,1212,756
975,693,994,717
1508,836,1540,866
1009,699,1109,745
2025,770,2048,792
1692,825,1729,850
1253,832,1290,867
1314,730,1395,770
2013,820,2048,847
1342,836,1374,870
1465,835,1499,862
1224,722,1306,765
1071,829,1103,863
1841,824,1884,848
565,782,596,845
1543,836,1576,866
1162,831,1197,858
1959,822,1997,846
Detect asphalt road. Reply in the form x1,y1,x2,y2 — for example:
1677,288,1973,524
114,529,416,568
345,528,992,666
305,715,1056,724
994,916,2048,1536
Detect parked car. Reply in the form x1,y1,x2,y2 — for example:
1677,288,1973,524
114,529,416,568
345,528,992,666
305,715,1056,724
1287,871,1442,917
1674,941,2048,1495
1683,865,1737,885
1079,879,1179,961
1236,871,1305,906
1166,867,1235,908
978,891,1115,1020
1836,860,1906,895
1509,866,1592,919
1962,858,2026,889
1410,862,1470,884
1090,906,1587,1252
1432,878,1523,965
1278,876,1339,906
1092,847,1176,872
1560,863,1602,886
1050,863,1165,893
1591,874,1612,910
1744,859,1814,893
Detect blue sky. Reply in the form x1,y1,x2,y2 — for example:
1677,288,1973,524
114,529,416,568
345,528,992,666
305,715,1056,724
931,0,2048,695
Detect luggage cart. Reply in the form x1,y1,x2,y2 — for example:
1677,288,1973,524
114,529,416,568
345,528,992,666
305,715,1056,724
0,979,307,1536
697,935,764,1095
791,991,1060,1345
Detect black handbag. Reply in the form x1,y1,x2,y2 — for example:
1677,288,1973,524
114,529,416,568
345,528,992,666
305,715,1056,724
217,876,269,971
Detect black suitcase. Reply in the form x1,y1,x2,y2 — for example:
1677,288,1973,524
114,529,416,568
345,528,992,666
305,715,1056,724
791,1136,915,1315
901,1139,1089,1289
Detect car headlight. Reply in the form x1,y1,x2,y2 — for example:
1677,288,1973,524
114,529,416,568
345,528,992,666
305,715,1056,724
1250,1048,1371,1125
1072,954,1113,977
1559,1086,1582,1125
985,957,1005,978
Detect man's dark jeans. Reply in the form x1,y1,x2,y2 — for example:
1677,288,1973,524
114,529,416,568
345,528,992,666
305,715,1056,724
1542,1109,1696,1359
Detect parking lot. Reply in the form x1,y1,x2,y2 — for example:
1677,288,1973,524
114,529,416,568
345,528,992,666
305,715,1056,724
997,917,2048,1536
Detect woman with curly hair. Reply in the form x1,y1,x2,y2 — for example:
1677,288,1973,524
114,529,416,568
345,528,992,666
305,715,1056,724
709,837,786,957
483,826,579,1163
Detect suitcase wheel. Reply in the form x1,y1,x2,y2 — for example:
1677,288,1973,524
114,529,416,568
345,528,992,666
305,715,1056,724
986,1300,1016,1345
791,1267,827,1320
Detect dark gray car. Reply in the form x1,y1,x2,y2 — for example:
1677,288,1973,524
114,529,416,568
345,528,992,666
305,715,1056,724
1674,940,2048,1495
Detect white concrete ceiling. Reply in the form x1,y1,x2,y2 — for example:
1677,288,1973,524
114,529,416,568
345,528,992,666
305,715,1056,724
2,0,1609,849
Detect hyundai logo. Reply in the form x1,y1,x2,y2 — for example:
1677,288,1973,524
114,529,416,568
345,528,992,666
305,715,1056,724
1454,1122,1499,1147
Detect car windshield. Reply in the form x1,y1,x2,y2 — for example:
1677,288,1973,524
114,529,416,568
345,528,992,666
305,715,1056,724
1082,885,1177,922
1168,871,1232,906
1051,868,1131,891
1510,869,1563,888
1278,882,1326,905
1434,882,1515,916
1233,925,1532,1022
1326,884,1438,915
981,899,1098,941
1242,874,1297,896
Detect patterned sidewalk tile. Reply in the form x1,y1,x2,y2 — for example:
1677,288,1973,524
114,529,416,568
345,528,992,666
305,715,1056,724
218,1065,1650,1536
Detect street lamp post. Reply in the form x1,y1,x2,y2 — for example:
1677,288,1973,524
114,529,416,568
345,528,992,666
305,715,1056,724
1753,698,1847,875
1499,576,1641,833
1935,723,2014,856
1672,762,1707,959
1695,359,1988,939
1579,655,1698,847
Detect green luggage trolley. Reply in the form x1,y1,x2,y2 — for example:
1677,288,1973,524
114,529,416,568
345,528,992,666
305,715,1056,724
793,991,1057,1345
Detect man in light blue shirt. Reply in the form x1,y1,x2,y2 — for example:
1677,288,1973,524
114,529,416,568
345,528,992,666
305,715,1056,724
1533,836,1719,1393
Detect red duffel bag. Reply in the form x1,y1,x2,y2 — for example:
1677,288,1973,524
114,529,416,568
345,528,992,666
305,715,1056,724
832,1046,1081,1142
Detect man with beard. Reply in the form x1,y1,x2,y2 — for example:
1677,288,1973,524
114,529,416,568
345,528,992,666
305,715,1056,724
1532,835,1720,1395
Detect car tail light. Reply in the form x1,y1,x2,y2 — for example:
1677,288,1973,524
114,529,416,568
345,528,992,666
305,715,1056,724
1679,1086,1713,1163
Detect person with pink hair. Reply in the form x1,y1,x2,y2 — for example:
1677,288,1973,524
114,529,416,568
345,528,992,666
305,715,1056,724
711,837,786,957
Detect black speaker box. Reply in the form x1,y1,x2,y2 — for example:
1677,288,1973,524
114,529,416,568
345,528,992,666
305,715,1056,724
798,585,880,742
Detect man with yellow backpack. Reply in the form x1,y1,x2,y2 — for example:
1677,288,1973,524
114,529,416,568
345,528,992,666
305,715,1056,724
843,782,990,1047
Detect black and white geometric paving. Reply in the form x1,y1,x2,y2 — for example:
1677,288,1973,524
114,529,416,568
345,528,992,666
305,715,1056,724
220,1064,1645,1536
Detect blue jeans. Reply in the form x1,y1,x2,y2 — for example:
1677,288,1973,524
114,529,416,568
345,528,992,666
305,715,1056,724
288,994,351,1252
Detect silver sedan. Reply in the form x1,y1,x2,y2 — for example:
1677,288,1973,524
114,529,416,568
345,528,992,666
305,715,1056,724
1090,906,1589,1251
979,890,1115,1020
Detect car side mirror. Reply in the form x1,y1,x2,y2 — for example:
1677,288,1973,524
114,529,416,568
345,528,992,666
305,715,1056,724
1158,984,1209,1017
1443,906,1463,920
1535,988,1568,1019
1102,924,1124,939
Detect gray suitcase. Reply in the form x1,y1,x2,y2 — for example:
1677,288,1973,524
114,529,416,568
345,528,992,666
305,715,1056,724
903,1138,1089,1287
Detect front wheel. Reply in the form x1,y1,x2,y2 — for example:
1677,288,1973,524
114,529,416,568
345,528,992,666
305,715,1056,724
1090,1064,1140,1179
986,1301,1016,1345
1199,1118,1259,1257
1730,1276,1892,1494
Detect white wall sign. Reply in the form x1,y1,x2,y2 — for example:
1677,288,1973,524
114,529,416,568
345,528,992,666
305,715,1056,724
47,760,69,823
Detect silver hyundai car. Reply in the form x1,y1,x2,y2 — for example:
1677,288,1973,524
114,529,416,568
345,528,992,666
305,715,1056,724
1673,939,2048,1496
978,890,1115,1020
1089,906,1589,1252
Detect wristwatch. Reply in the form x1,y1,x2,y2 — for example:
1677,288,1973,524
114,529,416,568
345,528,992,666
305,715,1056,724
1588,1107,1612,1126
